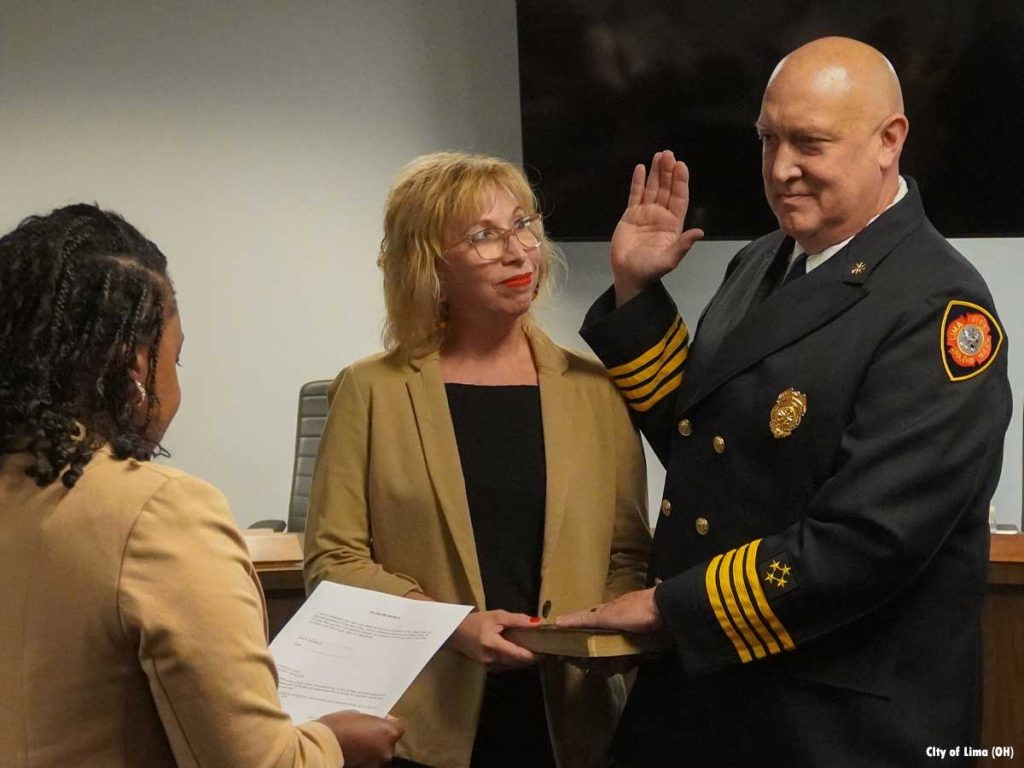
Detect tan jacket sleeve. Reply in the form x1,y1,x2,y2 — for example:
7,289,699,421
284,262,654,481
604,382,652,600
117,475,344,768
303,366,422,597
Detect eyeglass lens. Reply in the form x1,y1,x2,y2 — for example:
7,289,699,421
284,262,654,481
473,219,543,261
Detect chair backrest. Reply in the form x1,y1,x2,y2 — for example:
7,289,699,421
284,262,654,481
287,379,331,532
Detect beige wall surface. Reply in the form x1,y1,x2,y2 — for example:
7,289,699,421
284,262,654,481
1,0,523,528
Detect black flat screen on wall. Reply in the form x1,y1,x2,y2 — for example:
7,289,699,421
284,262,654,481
517,0,1024,241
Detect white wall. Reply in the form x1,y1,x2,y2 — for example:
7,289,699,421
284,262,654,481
1,0,523,528
3,1,1020,529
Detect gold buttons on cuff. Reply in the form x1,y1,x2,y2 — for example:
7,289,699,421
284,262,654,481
541,600,552,619
695,517,710,536
712,435,726,454
660,498,672,517
677,418,693,437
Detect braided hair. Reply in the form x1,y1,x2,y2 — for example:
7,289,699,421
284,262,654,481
0,203,173,488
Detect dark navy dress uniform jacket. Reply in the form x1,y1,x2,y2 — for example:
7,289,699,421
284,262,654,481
581,179,1012,767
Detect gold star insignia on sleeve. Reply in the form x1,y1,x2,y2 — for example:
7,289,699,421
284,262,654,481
761,555,798,595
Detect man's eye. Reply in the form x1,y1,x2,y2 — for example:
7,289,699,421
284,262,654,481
796,138,826,154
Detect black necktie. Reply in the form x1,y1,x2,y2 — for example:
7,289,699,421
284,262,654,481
747,245,793,315
780,252,809,288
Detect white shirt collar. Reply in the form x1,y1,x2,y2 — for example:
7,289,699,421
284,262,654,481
793,176,908,273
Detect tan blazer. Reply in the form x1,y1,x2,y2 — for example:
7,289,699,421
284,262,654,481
304,327,651,768
0,448,342,768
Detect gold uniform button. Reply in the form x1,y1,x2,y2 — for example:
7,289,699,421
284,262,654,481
660,498,672,517
677,418,693,437
541,600,552,618
695,517,710,536
712,435,726,454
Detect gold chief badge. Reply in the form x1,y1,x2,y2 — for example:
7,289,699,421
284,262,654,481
769,389,807,438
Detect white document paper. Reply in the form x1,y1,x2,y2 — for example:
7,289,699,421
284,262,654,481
269,581,471,720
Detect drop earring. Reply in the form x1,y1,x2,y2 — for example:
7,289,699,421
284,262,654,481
135,380,147,400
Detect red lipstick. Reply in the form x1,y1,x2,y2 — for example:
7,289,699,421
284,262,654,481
501,272,533,288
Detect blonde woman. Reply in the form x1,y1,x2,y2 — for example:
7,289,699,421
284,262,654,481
304,152,651,768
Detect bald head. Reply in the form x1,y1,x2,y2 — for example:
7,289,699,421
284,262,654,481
767,37,904,122
756,37,909,253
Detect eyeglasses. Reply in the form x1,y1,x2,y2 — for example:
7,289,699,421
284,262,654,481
453,213,544,261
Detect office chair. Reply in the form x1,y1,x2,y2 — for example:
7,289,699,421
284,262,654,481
248,379,331,533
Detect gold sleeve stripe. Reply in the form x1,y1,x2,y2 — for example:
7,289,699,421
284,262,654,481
613,322,689,388
706,541,796,663
705,553,753,663
745,539,795,651
732,543,781,656
607,315,685,378
721,548,767,660
621,345,690,400
628,371,683,413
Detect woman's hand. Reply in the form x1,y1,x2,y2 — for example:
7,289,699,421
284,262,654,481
405,591,538,670
316,711,404,767
610,150,705,306
448,610,540,670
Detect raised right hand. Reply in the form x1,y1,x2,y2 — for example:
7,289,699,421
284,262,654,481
316,711,404,767
610,150,704,306
448,610,539,670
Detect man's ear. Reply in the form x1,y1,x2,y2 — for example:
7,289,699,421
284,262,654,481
878,114,909,171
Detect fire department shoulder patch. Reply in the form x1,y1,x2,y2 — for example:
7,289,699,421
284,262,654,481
941,300,1004,382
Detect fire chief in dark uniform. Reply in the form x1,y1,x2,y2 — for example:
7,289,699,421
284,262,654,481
559,37,1012,767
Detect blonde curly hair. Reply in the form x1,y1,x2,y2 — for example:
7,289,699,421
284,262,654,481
377,151,563,357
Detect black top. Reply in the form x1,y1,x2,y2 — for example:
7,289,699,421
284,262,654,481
445,384,546,616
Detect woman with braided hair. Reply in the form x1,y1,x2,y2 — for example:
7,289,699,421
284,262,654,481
0,204,402,767
0,204,176,485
